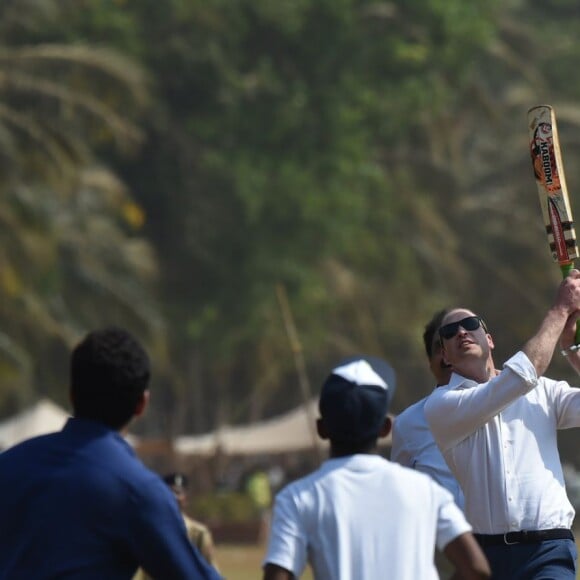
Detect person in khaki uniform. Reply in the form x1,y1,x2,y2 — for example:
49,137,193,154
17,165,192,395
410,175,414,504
165,473,219,569
134,472,219,580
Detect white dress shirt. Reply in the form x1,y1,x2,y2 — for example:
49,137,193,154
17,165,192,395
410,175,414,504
264,454,471,580
424,351,580,534
391,394,465,510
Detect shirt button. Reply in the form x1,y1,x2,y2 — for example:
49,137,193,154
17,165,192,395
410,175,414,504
508,497,513,502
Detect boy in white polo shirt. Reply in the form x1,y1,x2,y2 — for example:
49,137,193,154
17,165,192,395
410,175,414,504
262,356,490,580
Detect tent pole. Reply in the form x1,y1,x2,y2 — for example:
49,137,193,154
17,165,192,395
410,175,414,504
275,284,323,463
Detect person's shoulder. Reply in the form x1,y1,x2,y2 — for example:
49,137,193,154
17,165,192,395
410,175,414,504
423,380,460,415
90,436,146,475
273,459,347,502
120,467,178,512
387,458,445,488
276,467,319,496
423,387,443,415
393,396,429,430
0,431,59,462
184,514,210,535
121,459,169,490
73,441,162,497
536,374,561,389
378,460,457,513
528,375,567,403
86,438,167,495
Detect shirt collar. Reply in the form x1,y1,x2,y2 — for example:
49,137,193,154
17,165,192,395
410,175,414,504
447,372,479,390
323,453,385,471
62,417,135,454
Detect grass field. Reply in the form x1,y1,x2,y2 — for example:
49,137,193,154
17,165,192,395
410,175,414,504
216,543,313,580
216,544,264,580
216,538,580,579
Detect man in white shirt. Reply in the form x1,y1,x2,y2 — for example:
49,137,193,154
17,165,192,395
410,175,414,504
263,356,490,580
391,308,464,510
392,309,465,579
425,271,580,579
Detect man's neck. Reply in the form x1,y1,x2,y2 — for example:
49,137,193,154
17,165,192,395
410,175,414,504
330,442,377,458
453,356,496,383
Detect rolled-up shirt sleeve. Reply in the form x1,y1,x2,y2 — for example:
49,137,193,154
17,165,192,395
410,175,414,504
425,351,538,451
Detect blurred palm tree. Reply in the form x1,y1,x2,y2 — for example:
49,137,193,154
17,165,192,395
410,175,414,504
0,0,147,182
0,1,164,415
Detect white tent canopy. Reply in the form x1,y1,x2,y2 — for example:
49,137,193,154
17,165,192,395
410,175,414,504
0,398,70,450
0,399,139,450
175,400,393,457
176,399,324,456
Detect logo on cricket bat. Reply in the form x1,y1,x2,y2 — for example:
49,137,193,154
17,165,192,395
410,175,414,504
531,122,562,194
548,197,570,262
528,104,580,264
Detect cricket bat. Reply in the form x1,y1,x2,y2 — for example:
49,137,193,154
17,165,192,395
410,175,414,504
528,104,580,345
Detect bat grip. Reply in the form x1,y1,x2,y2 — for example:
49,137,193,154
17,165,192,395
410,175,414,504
559,262,580,344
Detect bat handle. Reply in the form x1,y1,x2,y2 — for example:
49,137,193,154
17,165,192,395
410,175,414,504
560,262,580,344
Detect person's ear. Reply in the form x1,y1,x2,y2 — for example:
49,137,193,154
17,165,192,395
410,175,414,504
486,333,495,351
379,416,392,439
134,390,150,418
316,418,330,440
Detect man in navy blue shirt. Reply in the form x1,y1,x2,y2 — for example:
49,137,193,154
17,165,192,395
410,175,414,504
0,326,221,579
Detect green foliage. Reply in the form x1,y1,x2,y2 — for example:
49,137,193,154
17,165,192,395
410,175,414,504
110,0,504,424
0,1,166,417
190,492,259,524
5,0,580,453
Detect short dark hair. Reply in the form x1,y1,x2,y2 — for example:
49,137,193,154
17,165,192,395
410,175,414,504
163,472,189,491
70,326,150,429
423,309,450,358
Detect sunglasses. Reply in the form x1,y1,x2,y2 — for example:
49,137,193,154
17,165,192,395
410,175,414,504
439,316,488,340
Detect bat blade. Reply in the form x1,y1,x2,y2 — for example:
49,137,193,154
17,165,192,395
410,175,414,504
528,104,580,347
528,104,579,268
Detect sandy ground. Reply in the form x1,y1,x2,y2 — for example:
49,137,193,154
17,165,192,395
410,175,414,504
215,535,580,580
216,543,313,580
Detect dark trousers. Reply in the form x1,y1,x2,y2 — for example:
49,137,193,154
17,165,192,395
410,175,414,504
482,539,577,580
